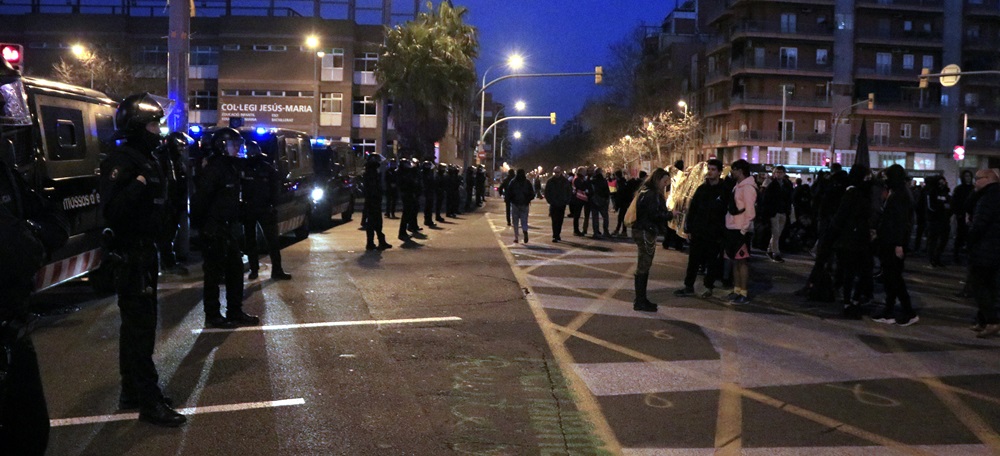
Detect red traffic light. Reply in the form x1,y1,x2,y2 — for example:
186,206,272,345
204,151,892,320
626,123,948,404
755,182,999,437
1,44,23,70
953,145,965,161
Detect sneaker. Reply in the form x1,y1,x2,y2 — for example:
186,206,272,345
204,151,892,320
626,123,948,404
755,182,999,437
772,254,785,263
970,324,986,332
870,312,895,324
513,237,519,244
729,295,750,305
366,243,377,251
895,314,920,327
377,243,393,250
674,287,695,297
767,252,775,261
726,292,740,301
700,289,713,298
633,302,658,312
524,233,529,243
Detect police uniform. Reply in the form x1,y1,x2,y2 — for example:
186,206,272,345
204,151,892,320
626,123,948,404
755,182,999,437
192,128,259,328
384,161,399,218
155,132,190,272
435,165,447,222
0,147,69,453
99,93,185,427
397,160,422,240
446,165,461,217
241,145,290,280
363,155,392,250
421,162,438,227
464,166,475,211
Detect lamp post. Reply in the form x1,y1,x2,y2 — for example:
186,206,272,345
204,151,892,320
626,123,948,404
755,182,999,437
491,100,525,176
677,100,688,117
829,98,870,165
71,43,94,89
305,35,321,138
478,54,524,158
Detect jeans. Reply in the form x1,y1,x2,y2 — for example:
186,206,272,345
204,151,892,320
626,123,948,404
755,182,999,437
769,213,787,255
591,202,609,235
511,204,530,238
633,229,657,275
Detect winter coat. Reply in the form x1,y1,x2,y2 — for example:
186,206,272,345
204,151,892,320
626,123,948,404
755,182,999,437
504,177,535,206
968,182,1000,268
685,180,728,238
544,175,572,207
761,177,793,218
632,187,672,233
876,186,913,248
590,175,610,208
828,184,872,252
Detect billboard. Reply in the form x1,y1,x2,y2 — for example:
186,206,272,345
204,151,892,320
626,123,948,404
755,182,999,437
218,96,314,130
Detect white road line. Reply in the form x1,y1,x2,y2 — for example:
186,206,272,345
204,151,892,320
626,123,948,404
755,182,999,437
50,398,306,427
192,316,463,334
622,444,994,455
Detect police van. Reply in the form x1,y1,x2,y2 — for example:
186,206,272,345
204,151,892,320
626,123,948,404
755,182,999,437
2,77,117,292
195,127,314,239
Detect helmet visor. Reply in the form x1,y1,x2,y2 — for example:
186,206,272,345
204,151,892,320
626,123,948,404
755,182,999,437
0,78,31,127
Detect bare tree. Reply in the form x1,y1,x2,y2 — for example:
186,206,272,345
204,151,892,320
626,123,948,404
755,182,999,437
51,47,147,101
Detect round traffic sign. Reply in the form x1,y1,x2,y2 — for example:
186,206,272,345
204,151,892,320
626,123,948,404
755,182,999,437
940,64,961,87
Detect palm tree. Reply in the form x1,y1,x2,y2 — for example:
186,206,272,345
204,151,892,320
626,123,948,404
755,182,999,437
376,1,478,161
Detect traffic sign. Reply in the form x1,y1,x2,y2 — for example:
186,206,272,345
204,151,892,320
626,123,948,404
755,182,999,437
940,64,961,87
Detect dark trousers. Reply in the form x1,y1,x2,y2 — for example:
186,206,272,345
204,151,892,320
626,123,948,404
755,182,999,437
878,244,913,314
476,186,485,205
836,247,871,302
243,212,282,274
365,206,387,246
591,203,610,235
399,197,419,237
913,218,926,251
582,204,592,234
954,216,969,256
385,189,398,217
447,189,460,216
202,231,244,317
633,229,657,275
115,242,165,407
155,206,183,267
423,193,436,225
614,202,628,235
0,335,49,455
970,265,999,325
505,200,512,225
926,218,950,264
570,200,585,234
465,187,474,210
549,204,566,240
436,192,446,219
684,235,722,290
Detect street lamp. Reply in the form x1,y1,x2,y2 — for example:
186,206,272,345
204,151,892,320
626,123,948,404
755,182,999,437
491,101,526,178
677,100,688,116
513,130,522,139
71,43,94,89
479,54,524,159
305,34,321,137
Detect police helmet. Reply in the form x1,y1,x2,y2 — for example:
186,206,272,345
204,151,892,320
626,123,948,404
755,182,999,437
387,158,397,169
245,140,262,158
366,152,384,165
399,158,413,169
116,93,165,137
210,127,245,157
421,160,434,170
165,131,193,156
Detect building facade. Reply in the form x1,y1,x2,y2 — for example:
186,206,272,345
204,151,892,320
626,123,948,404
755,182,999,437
651,0,1000,181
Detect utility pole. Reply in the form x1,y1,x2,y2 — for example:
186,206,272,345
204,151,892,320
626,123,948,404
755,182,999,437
779,84,791,159
168,0,191,258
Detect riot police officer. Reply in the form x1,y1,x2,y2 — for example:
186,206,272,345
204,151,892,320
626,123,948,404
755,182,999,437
397,158,422,241
421,161,438,227
384,159,399,218
435,163,447,222
241,140,291,281
475,165,487,206
446,165,461,217
464,166,475,212
0,60,70,453
363,153,392,250
98,93,185,427
193,128,259,329
156,131,191,274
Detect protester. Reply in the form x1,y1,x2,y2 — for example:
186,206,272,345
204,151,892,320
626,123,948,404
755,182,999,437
631,168,673,312
827,163,873,318
724,159,756,304
504,168,535,244
952,170,974,262
611,169,634,237
544,167,572,242
675,159,728,298
924,175,951,267
762,165,792,263
570,167,589,236
967,168,1000,338
872,164,918,326
589,168,611,239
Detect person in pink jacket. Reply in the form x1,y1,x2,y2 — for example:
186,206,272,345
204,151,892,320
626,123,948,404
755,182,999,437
724,159,757,304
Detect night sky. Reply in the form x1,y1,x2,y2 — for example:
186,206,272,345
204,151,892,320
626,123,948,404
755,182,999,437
454,0,676,155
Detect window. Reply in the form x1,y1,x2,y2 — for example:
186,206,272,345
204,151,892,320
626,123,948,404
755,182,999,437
777,120,794,141
706,87,715,103
903,54,914,70
354,52,378,85
913,153,936,170
904,21,913,32
191,46,219,66
321,48,345,81
922,55,934,70
222,44,241,51
320,92,343,126
816,49,828,65
252,44,287,52
919,124,931,139
965,92,980,107
707,56,716,73
878,152,906,168
941,94,949,106
876,53,892,75
40,106,86,161
900,123,912,138
136,45,167,65
352,96,377,128
779,47,798,69
190,90,218,110
351,138,377,156
780,13,797,33
923,23,932,33
873,122,891,146
967,25,981,39
754,47,765,67
814,119,827,134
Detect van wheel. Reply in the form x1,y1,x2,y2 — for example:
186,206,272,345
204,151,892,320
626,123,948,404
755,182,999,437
294,217,310,240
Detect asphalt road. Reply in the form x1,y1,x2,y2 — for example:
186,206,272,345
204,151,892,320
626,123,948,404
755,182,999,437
30,198,1000,455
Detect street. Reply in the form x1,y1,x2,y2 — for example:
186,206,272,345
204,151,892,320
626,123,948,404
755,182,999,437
32,199,1000,455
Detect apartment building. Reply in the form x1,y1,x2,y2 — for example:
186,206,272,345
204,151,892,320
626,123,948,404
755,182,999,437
659,0,999,182
0,1,473,165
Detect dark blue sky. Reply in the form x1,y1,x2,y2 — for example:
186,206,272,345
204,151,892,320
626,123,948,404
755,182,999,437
454,1,676,151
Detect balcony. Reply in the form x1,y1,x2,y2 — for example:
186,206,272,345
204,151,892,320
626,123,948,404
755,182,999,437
855,29,943,47
855,66,925,81
966,106,1000,120
730,94,832,109
726,129,831,145
705,69,730,86
869,100,941,116
730,57,833,77
706,35,731,55
852,135,938,150
966,1,1000,17
855,0,943,12
730,20,834,42
966,137,1000,150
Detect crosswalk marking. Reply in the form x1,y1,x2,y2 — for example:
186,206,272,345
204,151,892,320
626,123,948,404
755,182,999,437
192,316,463,334
50,398,306,427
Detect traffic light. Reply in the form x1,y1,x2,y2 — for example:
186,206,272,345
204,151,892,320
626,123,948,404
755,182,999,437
595,66,603,85
549,112,557,125
953,145,965,161
867,92,875,110
1,43,23,71
919,67,930,89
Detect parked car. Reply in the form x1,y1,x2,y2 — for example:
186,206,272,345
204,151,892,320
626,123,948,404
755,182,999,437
310,143,355,227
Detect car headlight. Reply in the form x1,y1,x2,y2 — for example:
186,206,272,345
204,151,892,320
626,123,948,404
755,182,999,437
311,187,325,202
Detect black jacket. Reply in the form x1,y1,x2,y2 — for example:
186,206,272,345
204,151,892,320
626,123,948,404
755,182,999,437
100,142,169,242
240,155,281,218
876,186,913,248
193,155,242,232
505,177,535,206
590,175,610,208
685,180,728,238
828,184,872,252
761,177,793,217
968,182,1000,268
544,174,572,207
632,187,672,233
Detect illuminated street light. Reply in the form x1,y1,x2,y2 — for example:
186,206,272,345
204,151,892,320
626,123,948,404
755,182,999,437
677,100,688,116
514,100,526,112
70,43,94,89
479,54,526,162
513,131,522,139
305,35,320,49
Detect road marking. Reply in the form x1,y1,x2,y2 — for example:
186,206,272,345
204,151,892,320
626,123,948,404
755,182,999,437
50,398,306,427
192,316,463,334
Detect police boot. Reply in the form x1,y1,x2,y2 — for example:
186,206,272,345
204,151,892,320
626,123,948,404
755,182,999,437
205,312,237,329
633,273,657,312
139,401,187,427
377,234,392,250
227,310,260,326
272,270,292,280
